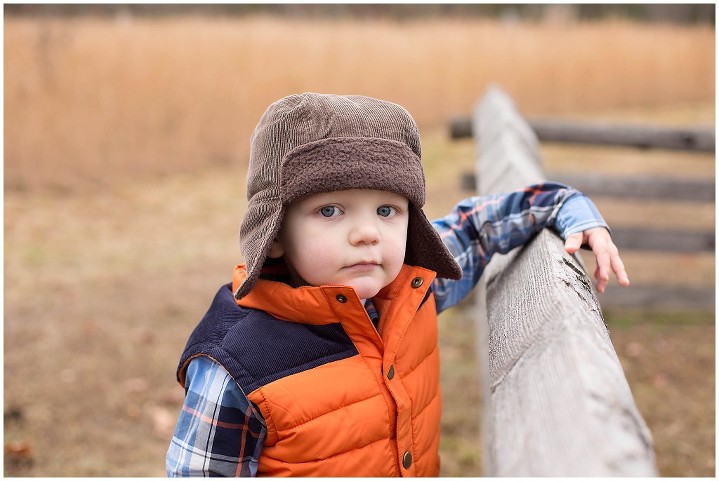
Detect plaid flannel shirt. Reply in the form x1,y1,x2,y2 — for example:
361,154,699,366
166,182,607,477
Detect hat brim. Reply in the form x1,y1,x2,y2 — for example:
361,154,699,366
281,137,425,207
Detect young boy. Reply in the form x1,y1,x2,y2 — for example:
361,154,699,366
167,93,629,477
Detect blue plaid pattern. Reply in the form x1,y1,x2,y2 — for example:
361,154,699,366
167,182,606,476
432,182,606,311
167,356,265,477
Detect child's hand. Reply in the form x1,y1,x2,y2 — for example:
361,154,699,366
564,227,630,294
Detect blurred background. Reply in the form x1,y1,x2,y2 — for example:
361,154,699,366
4,4,715,476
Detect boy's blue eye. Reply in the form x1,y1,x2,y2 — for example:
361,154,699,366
320,206,338,217
377,206,394,217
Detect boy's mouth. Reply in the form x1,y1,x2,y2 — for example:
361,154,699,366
344,261,380,272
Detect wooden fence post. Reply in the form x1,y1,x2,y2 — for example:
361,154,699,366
474,85,658,476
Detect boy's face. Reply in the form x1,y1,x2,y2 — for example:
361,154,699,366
269,189,409,299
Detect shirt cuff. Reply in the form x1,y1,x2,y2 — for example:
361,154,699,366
554,194,609,238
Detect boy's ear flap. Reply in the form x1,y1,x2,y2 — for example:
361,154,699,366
267,238,284,259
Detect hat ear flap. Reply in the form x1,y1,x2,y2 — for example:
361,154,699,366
406,205,462,280
236,206,285,299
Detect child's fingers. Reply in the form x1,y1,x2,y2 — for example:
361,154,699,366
600,236,631,289
610,248,631,287
593,247,611,293
591,232,630,292
567,228,630,293
589,230,614,293
564,232,584,255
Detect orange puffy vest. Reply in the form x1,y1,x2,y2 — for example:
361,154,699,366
180,264,442,476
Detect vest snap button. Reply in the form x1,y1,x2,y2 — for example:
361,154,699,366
387,365,395,380
411,277,423,288
336,294,347,303
402,451,413,469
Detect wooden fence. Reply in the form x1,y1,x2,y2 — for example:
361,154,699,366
453,90,715,312
469,86,658,475
451,116,715,152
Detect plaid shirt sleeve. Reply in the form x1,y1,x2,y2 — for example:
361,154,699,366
431,182,608,313
166,356,266,477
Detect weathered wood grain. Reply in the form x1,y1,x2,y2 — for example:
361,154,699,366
474,86,658,476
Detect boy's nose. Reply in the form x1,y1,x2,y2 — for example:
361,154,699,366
349,221,380,246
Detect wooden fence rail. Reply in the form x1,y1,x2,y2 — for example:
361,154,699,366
472,86,657,476
463,171,716,203
451,116,715,152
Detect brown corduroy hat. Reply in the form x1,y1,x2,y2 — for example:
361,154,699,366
235,93,461,299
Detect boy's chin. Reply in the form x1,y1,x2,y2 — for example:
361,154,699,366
347,281,384,300
344,272,401,300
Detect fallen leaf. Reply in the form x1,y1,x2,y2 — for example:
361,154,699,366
5,440,33,459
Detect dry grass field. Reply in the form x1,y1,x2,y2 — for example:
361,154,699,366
4,14,715,476
5,15,714,192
